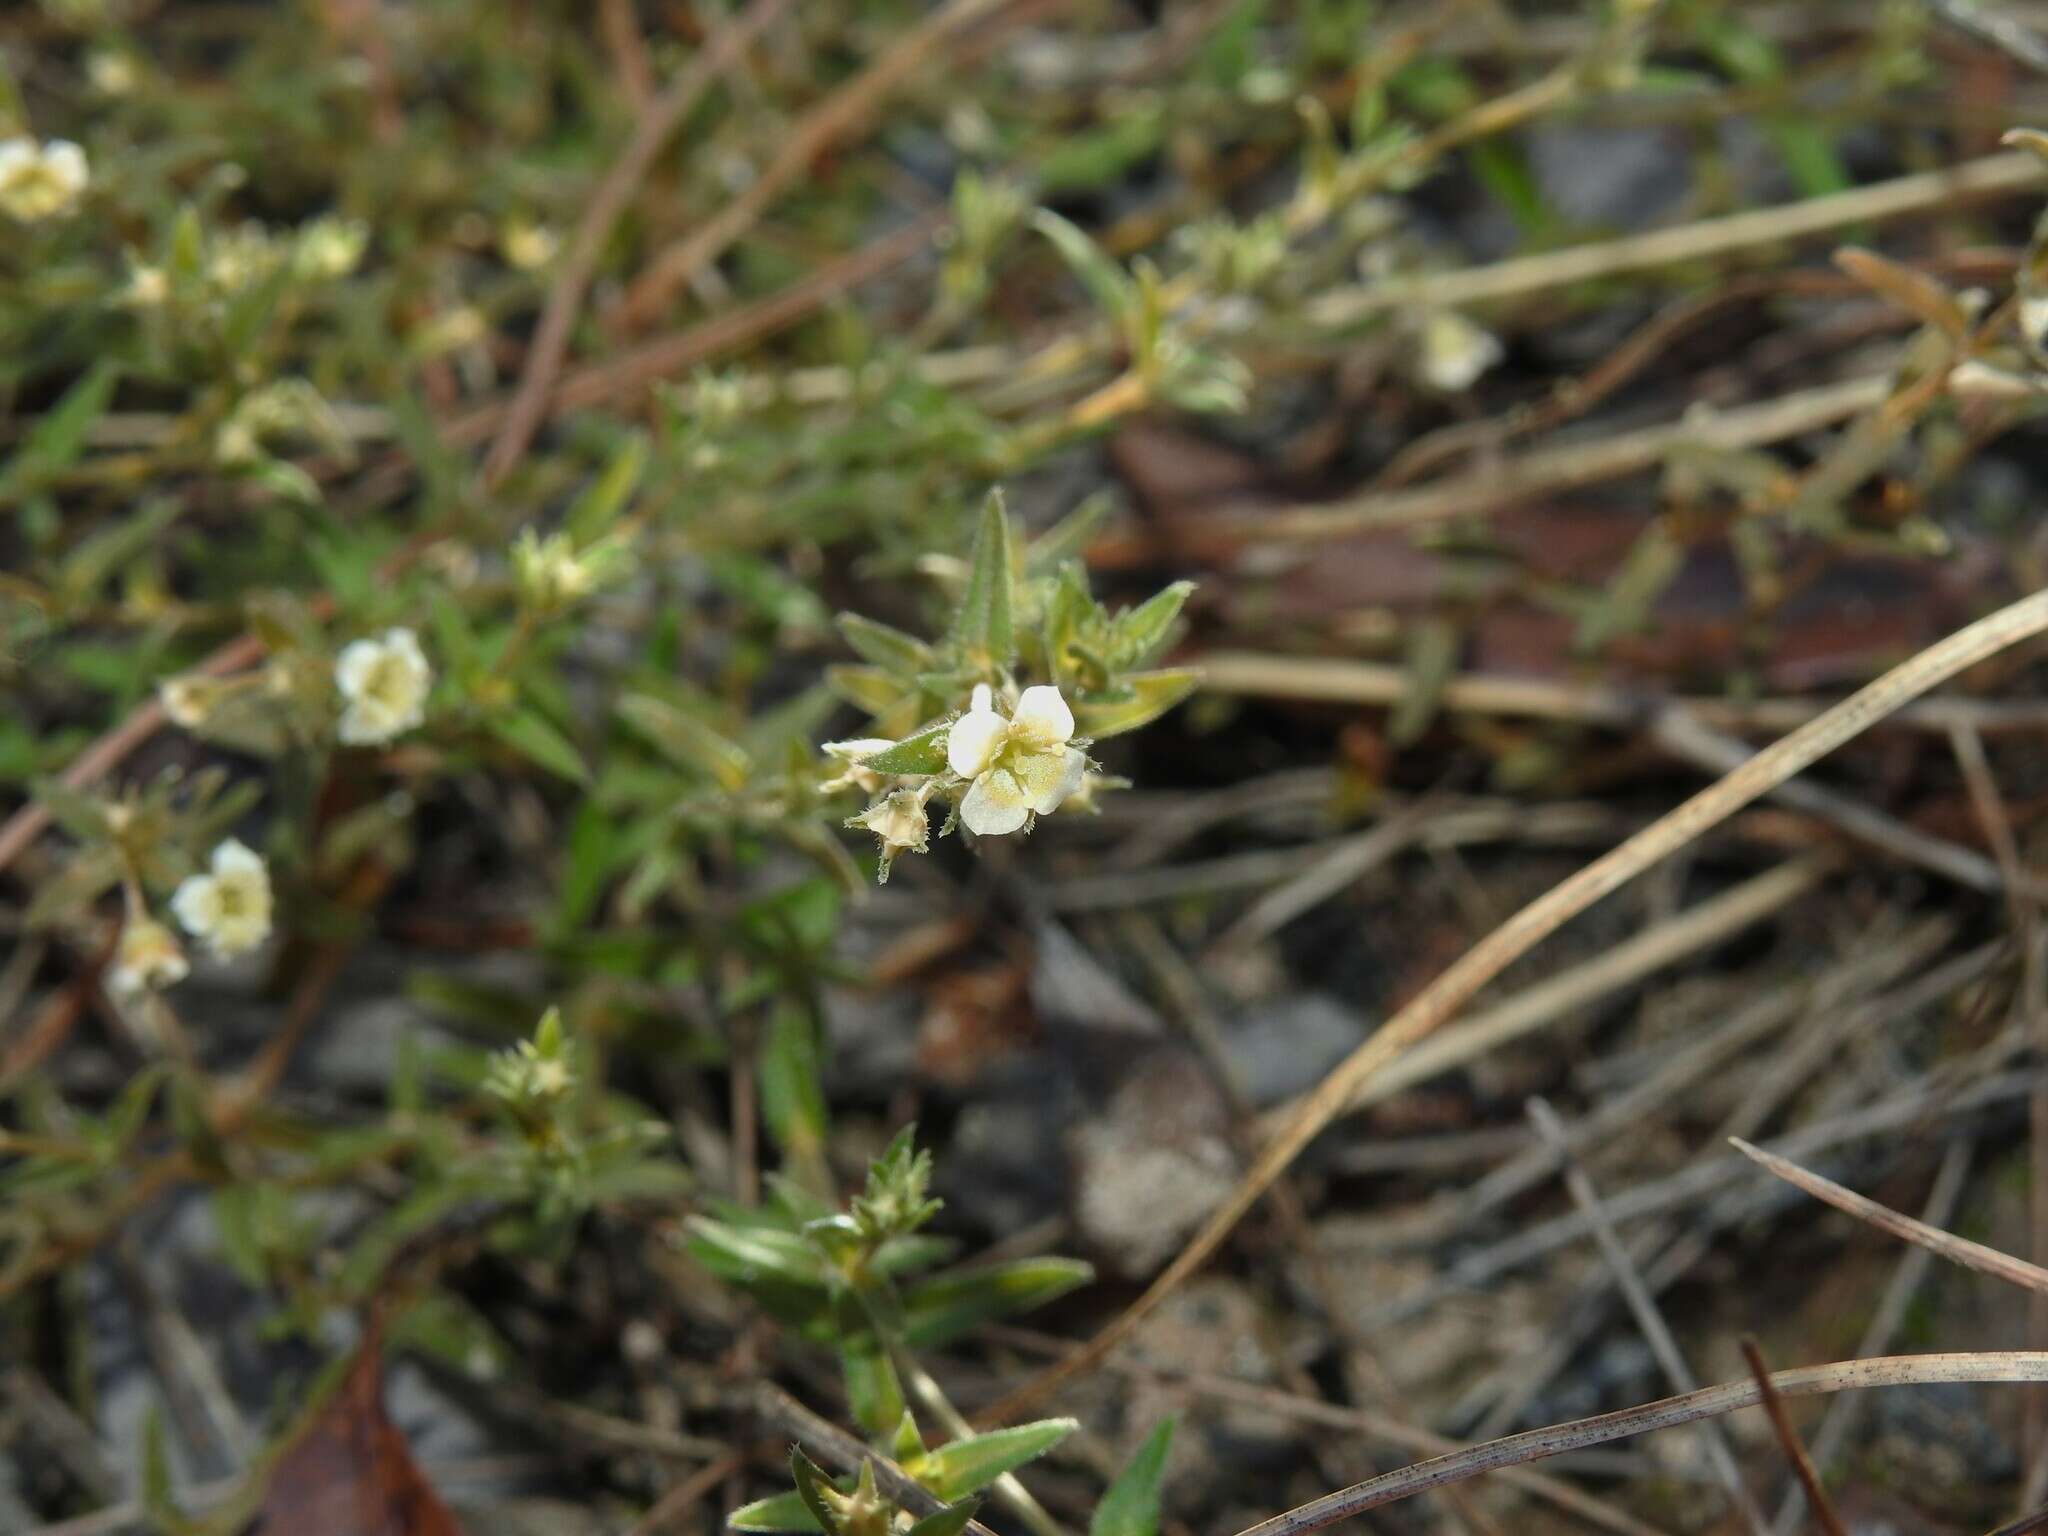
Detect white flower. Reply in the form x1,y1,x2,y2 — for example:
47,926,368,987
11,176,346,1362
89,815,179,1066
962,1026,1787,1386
945,683,1087,838
501,220,558,271
0,137,88,221
511,528,613,615
821,738,897,796
335,627,431,745
172,839,273,959
159,675,219,729
294,215,368,280
109,917,188,995
87,51,137,97
1417,310,1502,392
848,789,931,881
122,262,169,308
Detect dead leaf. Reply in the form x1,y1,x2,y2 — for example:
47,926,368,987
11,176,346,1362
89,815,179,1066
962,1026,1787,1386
245,1332,465,1536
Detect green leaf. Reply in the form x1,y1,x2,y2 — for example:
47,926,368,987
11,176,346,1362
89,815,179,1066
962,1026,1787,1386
949,491,1016,670
566,432,649,545
684,1216,830,1290
828,664,912,721
490,707,590,784
1091,1419,1174,1536
838,613,934,676
731,1491,825,1533
906,1499,983,1536
760,1004,830,1188
1031,211,1135,322
790,1449,843,1536
837,1290,906,1435
860,721,952,777
1109,582,1193,670
901,1257,1095,1348
0,360,120,505
619,693,750,790
907,1419,1077,1501
1072,670,1199,740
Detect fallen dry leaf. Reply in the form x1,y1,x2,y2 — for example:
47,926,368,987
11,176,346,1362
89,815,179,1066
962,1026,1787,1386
244,1332,464,1536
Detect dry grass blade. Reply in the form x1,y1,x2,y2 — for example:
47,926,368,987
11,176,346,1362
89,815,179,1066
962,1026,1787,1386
1223,1354,2048,1535
1729,1137,2048,1296
1737,1337,1847,1536
1985,1505,2048,1536
976,588,2048,1428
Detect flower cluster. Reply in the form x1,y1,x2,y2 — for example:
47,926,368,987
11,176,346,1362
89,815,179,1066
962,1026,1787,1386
108,838,275,998
833,681,1093,880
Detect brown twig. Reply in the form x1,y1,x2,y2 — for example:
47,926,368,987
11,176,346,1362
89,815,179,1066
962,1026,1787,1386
1222,1354,2048,1535
1730,1136,2048,1295
624,1449,748,1536
976,587,2048,1428
1738,1338,1847,1536
479,0,797,487
611,0,1018,332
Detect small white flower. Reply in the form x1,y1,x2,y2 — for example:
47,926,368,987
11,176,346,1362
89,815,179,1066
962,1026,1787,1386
109,917,188,995
172,839,274,959
501,220,558,271
848,789,931,881
122,262,169,308
945,683,1087,838
1417,310,1502,393
159,675,218,730
511,528,610,615
821,738,897,796
294,215,368,280
87,51,137,97
0,137,88,221
335,627,431,745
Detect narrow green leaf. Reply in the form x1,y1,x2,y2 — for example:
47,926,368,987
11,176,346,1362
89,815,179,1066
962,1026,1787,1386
619,693,750,790
760,1004,830,1187
1031,211,1136,322
490,707,590,784
1109,582,1194,670
860,721,952,777
0,360,120,504
1090,1419,1175,1536
790,1449,843,1536
566,432,649,544
731,1491,825,1533
906,1500,983,1536
950,491,1016,670
909,1419,1077,1501
838,613,934,676
684,1216,830,1289
1072,670,1199,740
836,1291,906,1435
901,1257,1095,1349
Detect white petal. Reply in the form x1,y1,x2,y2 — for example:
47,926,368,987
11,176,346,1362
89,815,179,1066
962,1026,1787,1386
970,683,993,713
335,638,381,697
0,140,31,176
45,141,86,191
947,707,1008,778
385,627,426,669
1030,747,1088,814
171,875,218,934
959,770,1030,836
211,838,263,876
1010,685,1073,748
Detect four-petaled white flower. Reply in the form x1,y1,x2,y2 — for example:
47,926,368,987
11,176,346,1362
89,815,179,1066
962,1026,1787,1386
0,137,88,222
109,917,188,996
335,627,431,745
172,839,274,959
821,738,897,797
945,683,1086,837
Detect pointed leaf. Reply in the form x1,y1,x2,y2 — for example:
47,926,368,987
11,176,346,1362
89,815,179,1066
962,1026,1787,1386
1072,670,1199,740
620,693,750,790
909,1419,1077,1501
790,1448,843,1536
1090,1419,1174,1536
860,721,952,777
1109,582,1193,669
566,432,649,545
838,613,934,676
490,707,590,784
731,1491,825,1533
901,1257,1094,1348
906,1499,983,1536
1031,211,1135,322
950,491,1015,670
